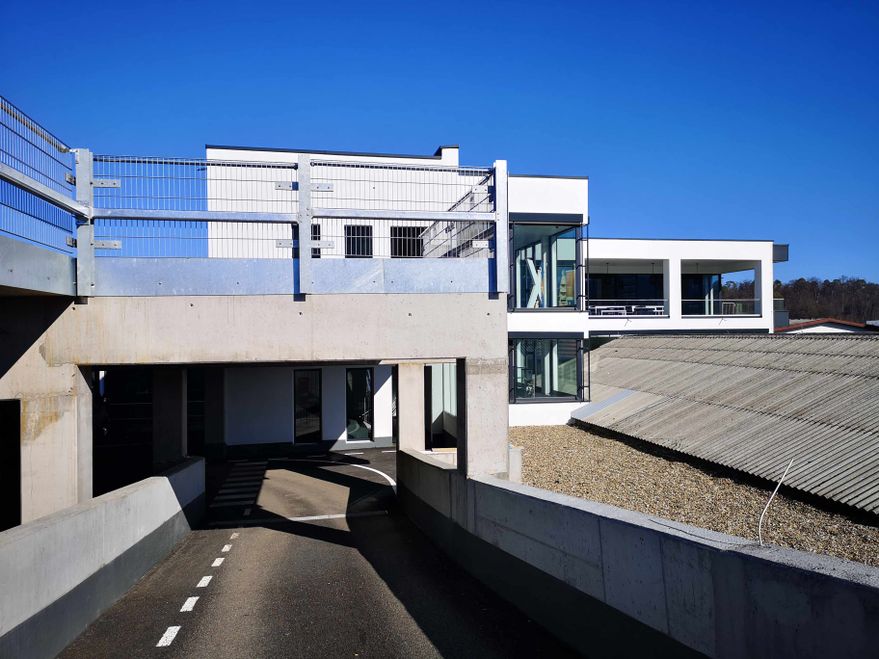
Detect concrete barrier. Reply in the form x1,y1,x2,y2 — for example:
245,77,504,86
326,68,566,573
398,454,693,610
397,449,879,658
0,457,205,659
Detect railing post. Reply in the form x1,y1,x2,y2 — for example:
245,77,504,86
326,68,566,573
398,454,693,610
298,155,312,295
73,148,95,297
492,160,509,295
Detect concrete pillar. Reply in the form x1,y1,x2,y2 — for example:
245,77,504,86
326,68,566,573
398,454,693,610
667,258,682,320
460,357,509,477
203,367,225,459
152,367,187,470
396,362,425,452
75,367,93,503
755,257,774,330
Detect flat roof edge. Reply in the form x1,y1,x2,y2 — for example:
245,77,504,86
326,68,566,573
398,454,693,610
205,144,444,160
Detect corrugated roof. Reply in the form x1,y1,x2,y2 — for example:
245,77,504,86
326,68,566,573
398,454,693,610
583,334,879,513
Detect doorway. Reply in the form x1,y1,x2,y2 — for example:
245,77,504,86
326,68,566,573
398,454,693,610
0,400,21,531
294,369,322,443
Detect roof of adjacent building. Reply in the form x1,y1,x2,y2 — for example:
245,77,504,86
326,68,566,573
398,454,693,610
582,334,879,513
777,318,879,333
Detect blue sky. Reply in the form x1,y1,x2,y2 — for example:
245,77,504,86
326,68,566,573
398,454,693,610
2,0,877,281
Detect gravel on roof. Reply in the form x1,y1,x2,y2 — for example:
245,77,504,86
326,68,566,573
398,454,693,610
511,424,879,568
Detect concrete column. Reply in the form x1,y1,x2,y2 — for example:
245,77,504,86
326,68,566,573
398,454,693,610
203,367,225,459
755,257,774,330
460,357,509,477
152,367,187,470
667,258,683,320
396,362,425,452
75,367,93,503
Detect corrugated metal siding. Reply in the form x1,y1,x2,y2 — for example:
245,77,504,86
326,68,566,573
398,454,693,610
585,334,879,513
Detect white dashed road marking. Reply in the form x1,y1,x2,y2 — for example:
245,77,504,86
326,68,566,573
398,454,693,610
207,509,388,526
212,557,225,567
197,576,213,588
221,544,232,553
156,626,181,647
180,597,199,612
230,532,239,539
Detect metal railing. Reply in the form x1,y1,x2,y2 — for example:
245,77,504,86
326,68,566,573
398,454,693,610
307,217,494,259
93,219,296,259
0,177,76,254
92,156,299,215
310,160,494,214
682,298,759,316
0,96,75,197
587,299,668,316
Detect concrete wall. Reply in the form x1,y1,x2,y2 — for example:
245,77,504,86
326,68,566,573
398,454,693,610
1,293,507,518
398,449,879,659
0,298,92,523
0,457,205,659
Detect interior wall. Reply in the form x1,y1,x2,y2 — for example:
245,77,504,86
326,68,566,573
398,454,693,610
224,367,294,445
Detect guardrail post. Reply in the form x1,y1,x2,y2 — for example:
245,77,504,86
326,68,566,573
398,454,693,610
298,155,312,295
73,149,95,297
492,160,509,295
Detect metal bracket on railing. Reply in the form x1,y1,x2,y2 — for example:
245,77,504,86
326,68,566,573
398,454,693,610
274,182,296,191
275,239,296,249
311,183,333,192
92,179,120,188
66,236,77,248
94,240,121,250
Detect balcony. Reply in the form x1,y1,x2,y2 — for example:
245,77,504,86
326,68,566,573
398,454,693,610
0,96,504,298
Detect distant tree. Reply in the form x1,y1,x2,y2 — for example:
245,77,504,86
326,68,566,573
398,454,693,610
724,276,879,322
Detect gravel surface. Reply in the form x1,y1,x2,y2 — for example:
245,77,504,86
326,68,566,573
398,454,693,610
512,424,879,567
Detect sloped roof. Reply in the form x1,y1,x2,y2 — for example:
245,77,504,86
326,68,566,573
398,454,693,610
583,334,879,513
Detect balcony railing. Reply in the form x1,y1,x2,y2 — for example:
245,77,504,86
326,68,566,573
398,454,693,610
0,96,77,254
682,298,759,316
588,299,668,317
310,160,494,215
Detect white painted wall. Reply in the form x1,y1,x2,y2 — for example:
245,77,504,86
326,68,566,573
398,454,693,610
224,367,294,445
225,364,394,446
509,401,588,427
509,176,588,218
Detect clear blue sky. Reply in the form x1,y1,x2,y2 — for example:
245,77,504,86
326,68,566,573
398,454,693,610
2,0,877,281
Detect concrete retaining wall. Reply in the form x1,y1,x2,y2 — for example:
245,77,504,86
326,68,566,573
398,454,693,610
0,457,205,659
397,449,879,658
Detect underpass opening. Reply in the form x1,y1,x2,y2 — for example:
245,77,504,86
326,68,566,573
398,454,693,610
0,399,21,531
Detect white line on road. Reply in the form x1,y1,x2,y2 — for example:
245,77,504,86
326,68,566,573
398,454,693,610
180,597,199,612
156,626,181,647
243,507,252,516
288,459,397,490
196,576,213,588
222,544,232,553
208,510,388,526
212,557,225,567
230,532,239,539
381,449,397,453
345,451,364,455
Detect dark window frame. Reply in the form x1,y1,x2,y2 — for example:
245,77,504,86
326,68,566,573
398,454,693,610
508,334,588,404
345,225,373,258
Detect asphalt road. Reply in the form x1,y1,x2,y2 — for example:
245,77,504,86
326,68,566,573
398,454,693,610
61,449,578,658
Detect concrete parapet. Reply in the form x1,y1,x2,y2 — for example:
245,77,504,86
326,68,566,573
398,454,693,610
0,457,205,659
397,449,879,659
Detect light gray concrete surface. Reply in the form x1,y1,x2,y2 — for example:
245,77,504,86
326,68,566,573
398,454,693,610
1,292,508,521
398,448,879,659
0,457,204,654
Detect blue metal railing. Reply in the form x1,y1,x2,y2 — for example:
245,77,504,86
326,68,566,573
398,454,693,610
0,96,77,254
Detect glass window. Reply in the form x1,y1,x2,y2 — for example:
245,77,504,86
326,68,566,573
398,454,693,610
311,223,321,259
512,224,578,308
510,338,581,401
345,225,373,258
426,363,458,448
346,368,373,439
391,226,425,258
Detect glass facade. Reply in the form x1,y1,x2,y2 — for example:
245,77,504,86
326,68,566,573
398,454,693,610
510,338,581,401
345,368,374,439
294,369,322,443
512,224,578,308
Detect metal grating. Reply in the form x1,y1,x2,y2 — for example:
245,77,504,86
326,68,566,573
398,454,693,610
585,334,879,513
